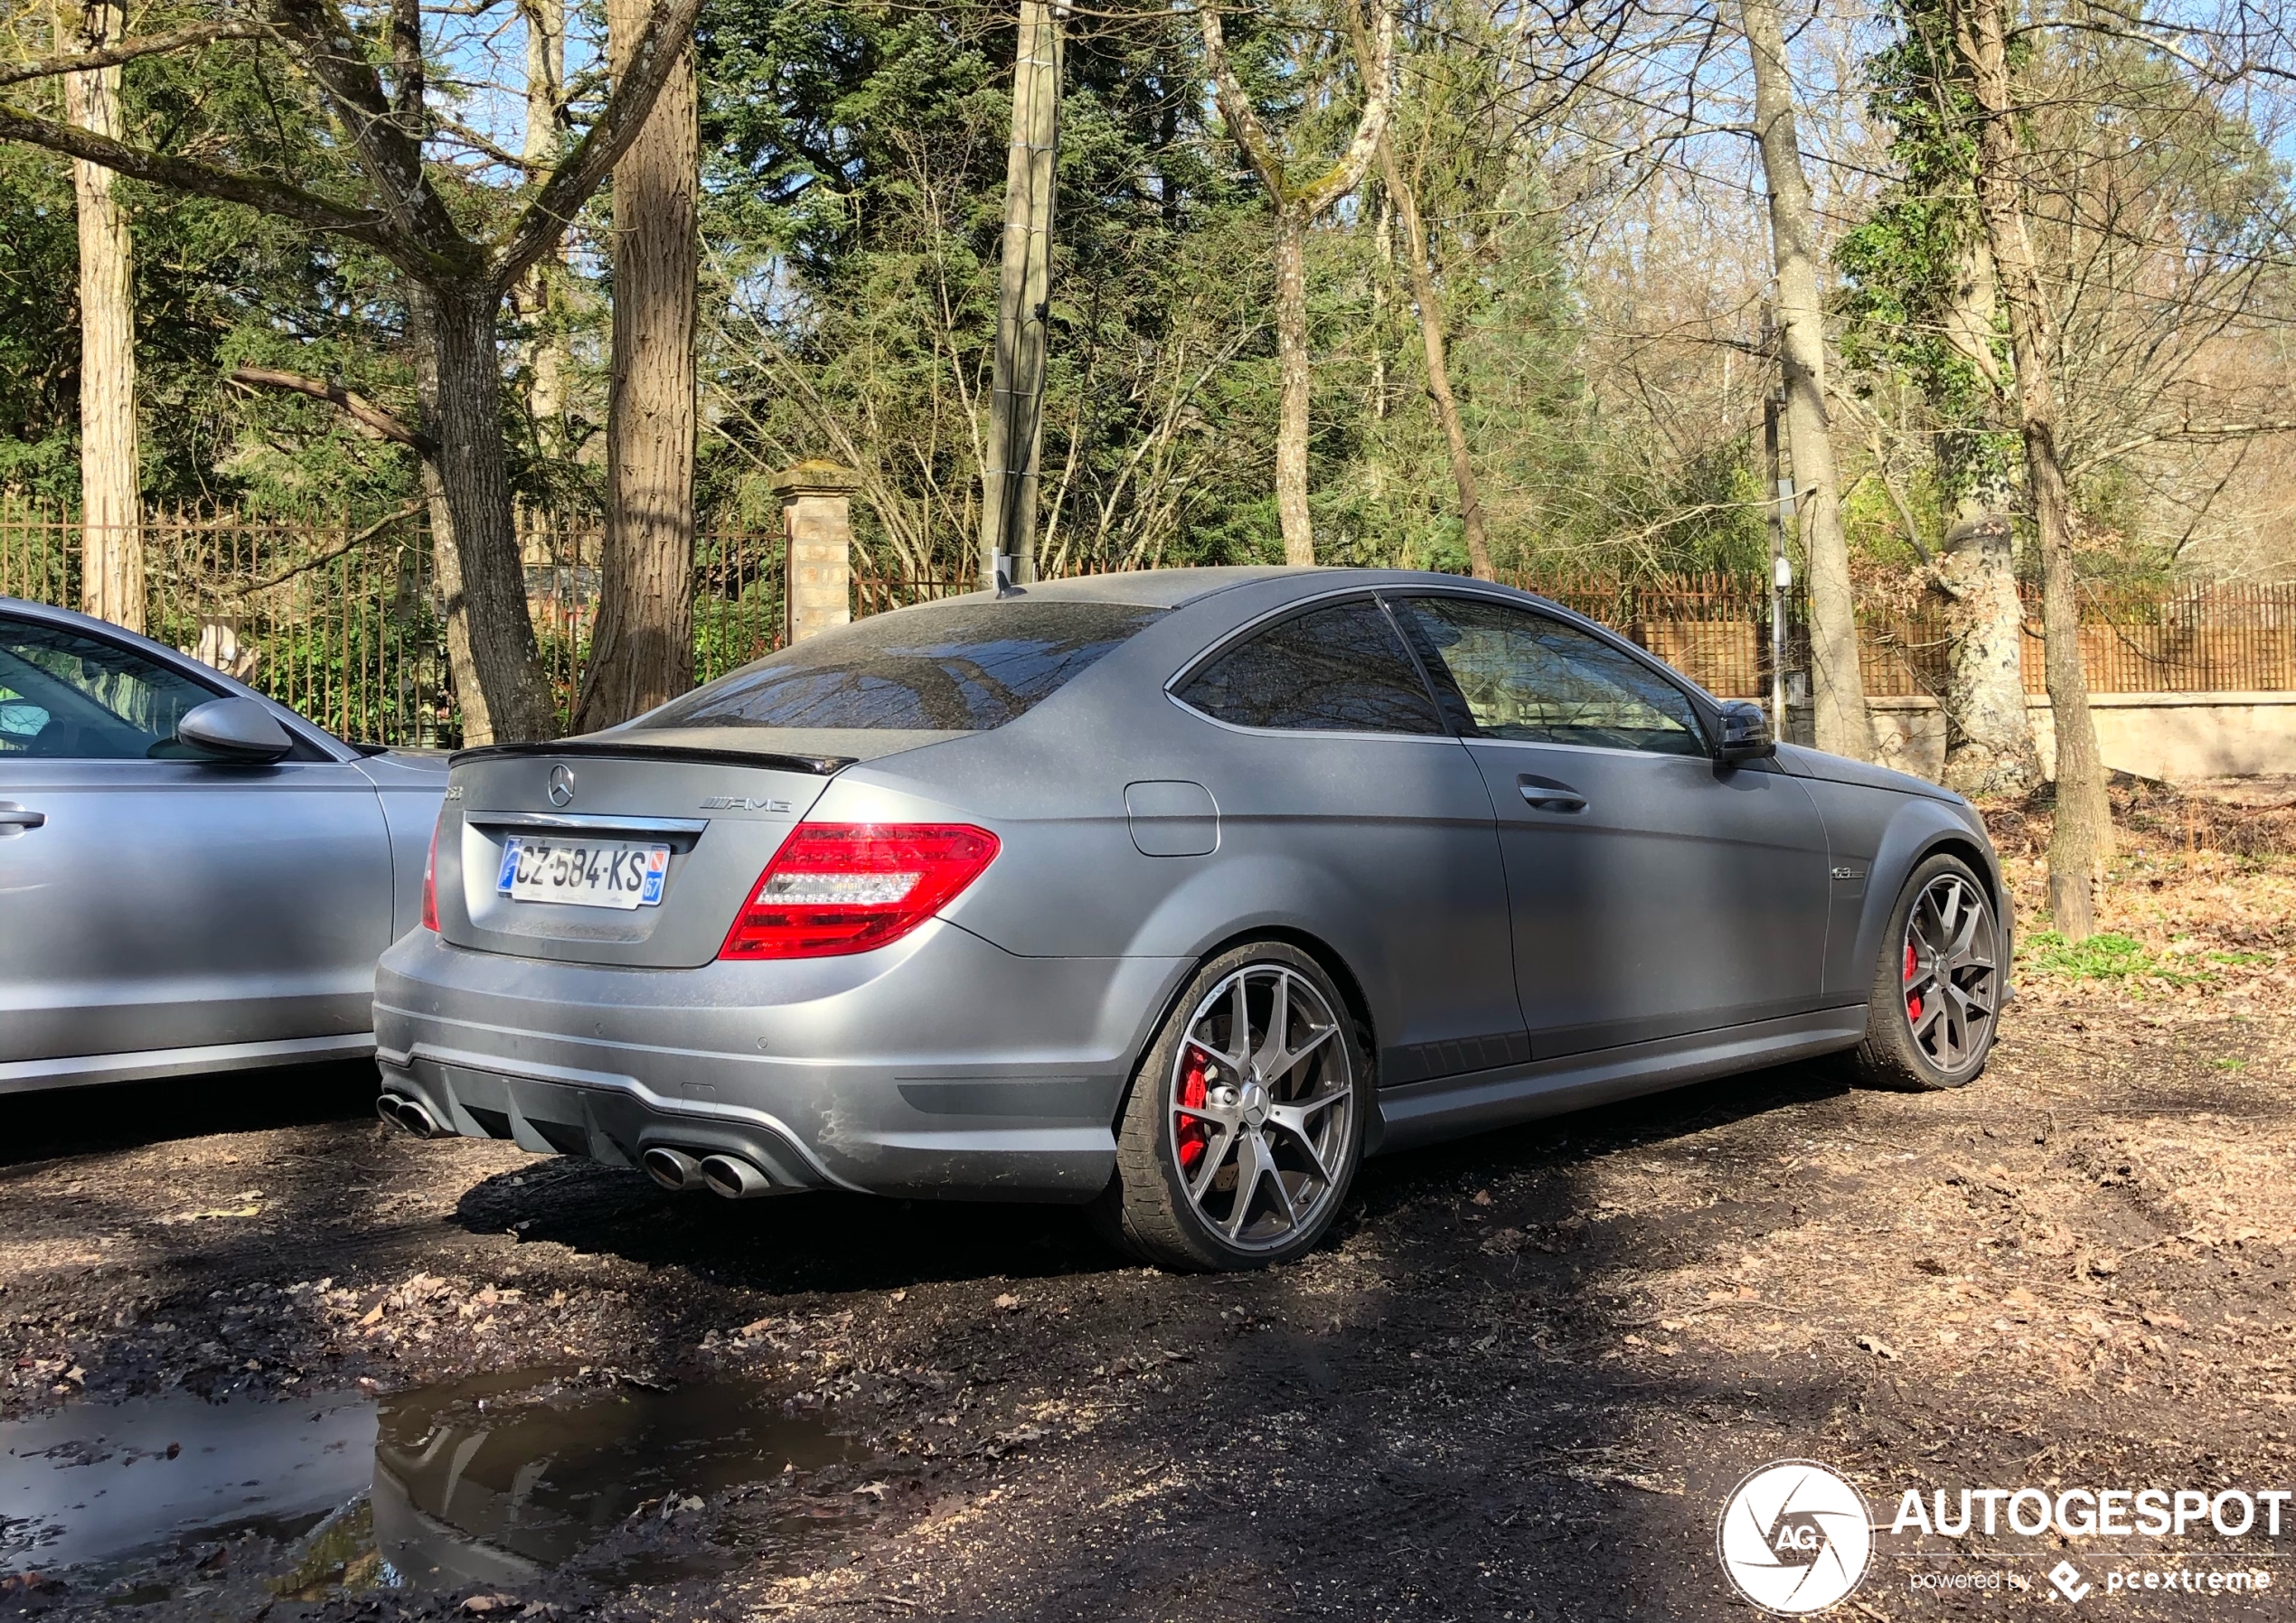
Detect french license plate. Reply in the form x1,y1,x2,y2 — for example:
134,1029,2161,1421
496,836,670,909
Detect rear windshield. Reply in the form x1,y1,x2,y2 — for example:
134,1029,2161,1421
633,600,1167,732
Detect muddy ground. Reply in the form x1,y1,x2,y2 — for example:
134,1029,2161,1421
4,784,2294,1620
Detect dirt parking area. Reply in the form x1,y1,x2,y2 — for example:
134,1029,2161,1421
4,786,2294,1621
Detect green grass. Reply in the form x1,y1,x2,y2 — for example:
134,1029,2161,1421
2020,931,2211,987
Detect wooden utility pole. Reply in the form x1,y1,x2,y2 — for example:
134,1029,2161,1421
1741,0,1873,760
1954,0,2112,938
1764,384,1791,741
61,0,143,631
977,0,1063,589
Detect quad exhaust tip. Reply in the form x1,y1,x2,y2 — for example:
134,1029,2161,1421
642,1146,705,1192
376,1093,447,1140
645,1147,776,1197
698,1153,775,1199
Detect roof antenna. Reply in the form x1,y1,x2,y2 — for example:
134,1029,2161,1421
993,549,1025,599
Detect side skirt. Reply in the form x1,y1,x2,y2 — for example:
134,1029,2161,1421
1369,1007,1868,1156
0,1032,378,1095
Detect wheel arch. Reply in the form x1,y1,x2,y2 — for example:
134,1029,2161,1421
1106,924,1382,1149
1857,810,2012,999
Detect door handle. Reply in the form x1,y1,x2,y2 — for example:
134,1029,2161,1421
0,803,45,830
1516,777,1586,813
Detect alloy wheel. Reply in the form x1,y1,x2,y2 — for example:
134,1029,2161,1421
1901,872,2000,1076
1168,963,1353,1253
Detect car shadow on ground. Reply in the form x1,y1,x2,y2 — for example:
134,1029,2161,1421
439,1056,1861,1306
0,1058,380,1168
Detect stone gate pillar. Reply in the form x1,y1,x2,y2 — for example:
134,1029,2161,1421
773,460,856,645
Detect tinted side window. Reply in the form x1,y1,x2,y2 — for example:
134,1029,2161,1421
1396,596,1707,756
0,616,221,759
1177,598,1444,735
635,601,1166,732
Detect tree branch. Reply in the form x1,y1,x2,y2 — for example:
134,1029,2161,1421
1297,0,1394,215
227,364,438,455
0,101,424,268
1196,5,1288,201
0,19,264,90
239,501,428,594
267,0,470,261
2071,420,2296,477
438,116,542,174
489,0,704,291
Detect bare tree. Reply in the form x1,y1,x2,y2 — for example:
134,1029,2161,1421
1200,0,1395,566
1741,0,1872,759
1953,0,2111,938
516,0,571,458
0,0,705,741
1376,132,1494,580
58,0,142,631
574,0,698,729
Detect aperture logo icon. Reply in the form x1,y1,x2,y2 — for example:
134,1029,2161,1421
1717,1460,1876,1614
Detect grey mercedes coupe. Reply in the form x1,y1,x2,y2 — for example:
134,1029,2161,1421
375,568,2007,1271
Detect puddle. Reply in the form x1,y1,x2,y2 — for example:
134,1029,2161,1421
0,1368,865,1605
0,1389,374,1578
373,1367,859,1590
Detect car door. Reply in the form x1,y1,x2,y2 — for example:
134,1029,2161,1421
1389,592,1830,1058
1170,593,1525,1086
0,611,395,1076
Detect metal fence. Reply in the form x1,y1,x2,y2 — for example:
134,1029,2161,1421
1,504,792,747
1512,569,2296,700
5,502,2293,743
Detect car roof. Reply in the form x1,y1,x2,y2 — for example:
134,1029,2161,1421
927,565,1561,612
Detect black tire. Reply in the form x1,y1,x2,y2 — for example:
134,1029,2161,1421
1094,943,1369,1271
1847,852,2004,1092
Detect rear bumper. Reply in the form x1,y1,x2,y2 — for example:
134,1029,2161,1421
372,923,1184,1201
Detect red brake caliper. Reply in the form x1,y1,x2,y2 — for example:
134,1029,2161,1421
1904,941,1923,1022
1176,1049,1210,1172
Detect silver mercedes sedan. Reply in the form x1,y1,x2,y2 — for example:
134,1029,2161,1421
376,568,2007,1271
0,597,447,1093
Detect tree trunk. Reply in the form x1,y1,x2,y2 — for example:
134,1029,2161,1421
1957,0,2111,938
1273,206,1314,567
63,0,142,632
408,285,493,746
1927,233,2037,795
517,0,569,458
1934,516,2039,795
429,283,556,743
1379,140,1492,581
1742,0,1873,761
975,0,1062,587
575,0,697,730
1197,0,1391,572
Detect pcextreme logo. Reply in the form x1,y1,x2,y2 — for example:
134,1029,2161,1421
1717,1459,1877,1615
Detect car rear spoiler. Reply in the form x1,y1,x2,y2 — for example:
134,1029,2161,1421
448,739,856,775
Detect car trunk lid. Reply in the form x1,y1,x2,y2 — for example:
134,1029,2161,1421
435,742,850,969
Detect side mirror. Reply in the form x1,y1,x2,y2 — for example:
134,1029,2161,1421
1713,699,1776,765
176,697,294,763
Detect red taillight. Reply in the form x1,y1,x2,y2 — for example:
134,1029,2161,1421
719,823,1000,960
420,821,441,933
